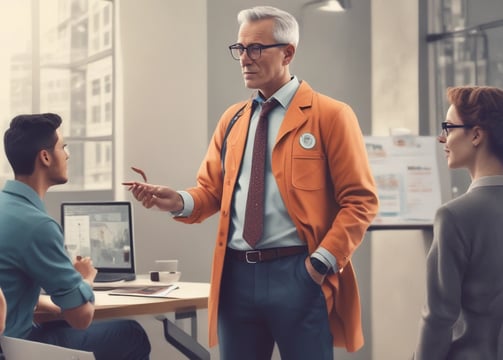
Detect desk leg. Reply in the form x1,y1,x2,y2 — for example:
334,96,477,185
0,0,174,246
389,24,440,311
176,309,198,342
159,309,210,360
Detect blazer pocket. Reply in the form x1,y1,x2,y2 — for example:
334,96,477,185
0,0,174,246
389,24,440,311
292,155,326,190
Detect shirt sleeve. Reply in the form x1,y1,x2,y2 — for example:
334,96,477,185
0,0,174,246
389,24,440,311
312,247,338,273
171,190,194,217
22,219,94,310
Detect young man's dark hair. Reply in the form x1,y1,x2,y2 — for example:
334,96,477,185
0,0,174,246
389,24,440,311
4,113,62,175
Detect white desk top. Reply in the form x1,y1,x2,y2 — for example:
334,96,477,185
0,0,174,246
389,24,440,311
36,279,210,322
94,281,210,305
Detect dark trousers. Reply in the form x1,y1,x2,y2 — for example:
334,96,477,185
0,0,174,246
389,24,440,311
27,319,151,360
218,252,333,360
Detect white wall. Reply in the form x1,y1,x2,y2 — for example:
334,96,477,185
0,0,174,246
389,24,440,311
118,0,212,282
117,1,217,359
371,2,430,360
372,0,420,136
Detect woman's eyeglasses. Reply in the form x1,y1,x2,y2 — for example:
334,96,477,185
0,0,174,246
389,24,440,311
440,121,474,137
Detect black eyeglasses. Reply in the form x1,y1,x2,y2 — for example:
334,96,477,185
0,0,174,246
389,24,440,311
440,121,474,137
228,43,289,60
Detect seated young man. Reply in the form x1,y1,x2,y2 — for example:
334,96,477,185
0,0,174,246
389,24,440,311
0,113,151,360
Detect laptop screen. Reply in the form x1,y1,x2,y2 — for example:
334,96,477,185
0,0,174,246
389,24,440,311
61,202,135,275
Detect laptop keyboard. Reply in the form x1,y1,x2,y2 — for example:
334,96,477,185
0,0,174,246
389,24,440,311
94,272,136,283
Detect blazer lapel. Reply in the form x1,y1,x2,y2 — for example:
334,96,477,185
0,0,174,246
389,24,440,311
275,81,313,145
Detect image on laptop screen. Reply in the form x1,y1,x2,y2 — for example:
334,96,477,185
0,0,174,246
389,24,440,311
61,201,135,282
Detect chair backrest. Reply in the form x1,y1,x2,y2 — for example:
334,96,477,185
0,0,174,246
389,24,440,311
0,336,95,360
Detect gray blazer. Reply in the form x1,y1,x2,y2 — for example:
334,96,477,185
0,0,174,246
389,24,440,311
415,176,503,360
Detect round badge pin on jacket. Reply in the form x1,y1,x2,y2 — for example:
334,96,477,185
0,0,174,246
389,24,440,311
299,133,316,149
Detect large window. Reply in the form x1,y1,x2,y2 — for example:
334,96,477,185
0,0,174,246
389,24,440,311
426,0,503,196
0,0,114,193
427,0,503,127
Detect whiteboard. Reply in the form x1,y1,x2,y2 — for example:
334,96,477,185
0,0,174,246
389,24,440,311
365,136,444,226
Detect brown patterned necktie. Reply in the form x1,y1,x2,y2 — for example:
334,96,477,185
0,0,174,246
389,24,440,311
243,98,279,248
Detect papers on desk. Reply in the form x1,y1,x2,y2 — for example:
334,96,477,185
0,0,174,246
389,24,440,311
109,284,179,298
93,277,176,291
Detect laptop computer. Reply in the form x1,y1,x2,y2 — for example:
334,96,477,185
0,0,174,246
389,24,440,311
61,201,136,283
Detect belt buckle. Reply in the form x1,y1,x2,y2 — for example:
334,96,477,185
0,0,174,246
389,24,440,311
245,250,261,264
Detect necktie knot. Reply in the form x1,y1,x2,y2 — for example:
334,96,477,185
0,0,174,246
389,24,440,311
259,98,279,119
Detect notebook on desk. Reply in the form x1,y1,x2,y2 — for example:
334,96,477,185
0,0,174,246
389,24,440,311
61,201,136,283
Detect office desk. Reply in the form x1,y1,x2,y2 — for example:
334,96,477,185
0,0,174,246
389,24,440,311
36,281,211,360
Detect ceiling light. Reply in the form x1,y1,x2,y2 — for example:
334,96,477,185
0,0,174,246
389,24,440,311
319,0,346,12
303,0,350,13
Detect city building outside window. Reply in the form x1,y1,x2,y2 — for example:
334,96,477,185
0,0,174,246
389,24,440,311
0,0,114,193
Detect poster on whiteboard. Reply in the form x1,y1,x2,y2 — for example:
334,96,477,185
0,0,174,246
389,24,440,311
365,136,442,226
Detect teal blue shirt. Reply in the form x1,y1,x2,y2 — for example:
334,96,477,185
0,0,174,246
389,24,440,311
0,180,94,338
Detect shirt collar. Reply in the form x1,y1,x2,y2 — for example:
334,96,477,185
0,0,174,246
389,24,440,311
255,76,300,109
467,175,503,192
2,179,46,212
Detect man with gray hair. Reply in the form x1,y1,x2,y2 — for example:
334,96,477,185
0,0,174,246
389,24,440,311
125,6,378,359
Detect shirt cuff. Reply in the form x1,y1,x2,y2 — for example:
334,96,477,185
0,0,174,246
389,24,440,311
311,247,338,273
170,191,194,217
50,281,94,310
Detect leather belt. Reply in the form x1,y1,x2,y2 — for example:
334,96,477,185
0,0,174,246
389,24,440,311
226,245,308,264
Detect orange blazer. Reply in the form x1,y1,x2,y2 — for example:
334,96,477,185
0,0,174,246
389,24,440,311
176,81,379,351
